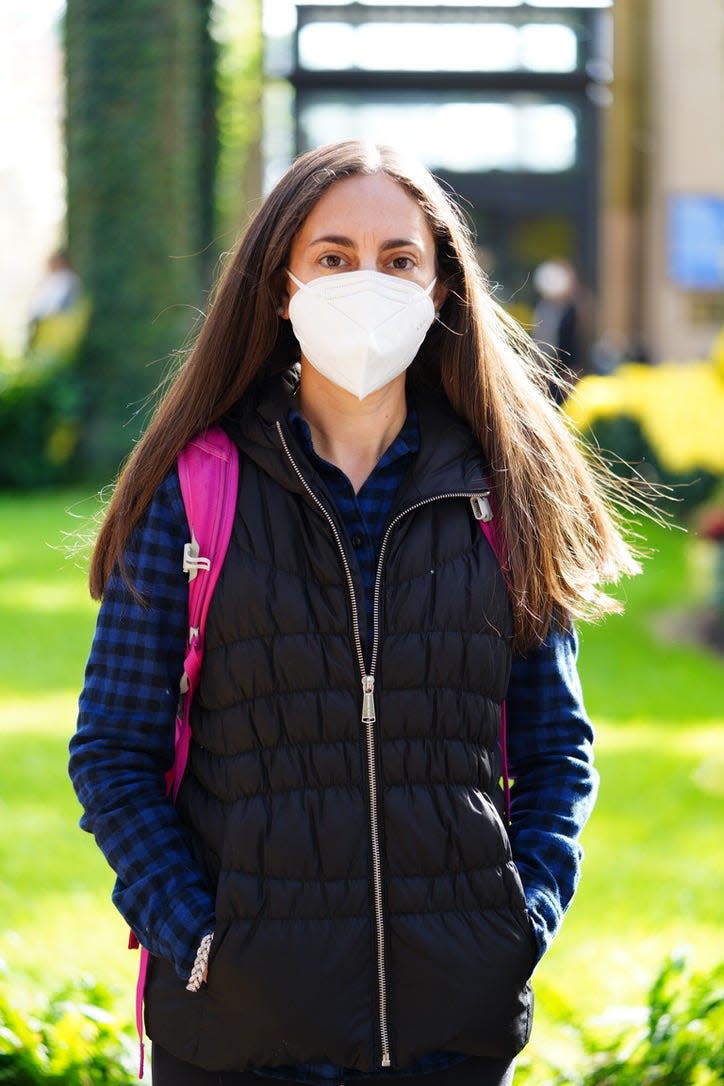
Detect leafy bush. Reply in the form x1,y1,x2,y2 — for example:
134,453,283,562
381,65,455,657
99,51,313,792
585,414,719,513
519,955,724,1086
0,365,85,489
0,297,90,489
566,360,723,514
0,975,136,1084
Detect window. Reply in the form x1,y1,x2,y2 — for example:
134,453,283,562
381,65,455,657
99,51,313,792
298,20,579,73
299,94,578,173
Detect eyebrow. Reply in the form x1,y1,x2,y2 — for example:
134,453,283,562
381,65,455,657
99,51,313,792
307,234,423,251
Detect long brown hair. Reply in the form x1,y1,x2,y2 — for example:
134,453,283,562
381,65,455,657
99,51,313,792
90,139,639,649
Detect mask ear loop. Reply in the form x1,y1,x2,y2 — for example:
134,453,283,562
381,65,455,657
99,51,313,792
287,269,305,290
428,277,448,326
428,276,450,325
432,289,463,336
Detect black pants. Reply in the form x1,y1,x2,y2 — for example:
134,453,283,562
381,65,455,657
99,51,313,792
152,1046,515,1086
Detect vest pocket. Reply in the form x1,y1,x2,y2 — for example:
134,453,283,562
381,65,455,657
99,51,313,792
203,918,231,988
480,790,510,847
479,792,536,965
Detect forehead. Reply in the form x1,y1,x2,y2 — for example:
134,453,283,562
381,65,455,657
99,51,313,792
297,173,434,246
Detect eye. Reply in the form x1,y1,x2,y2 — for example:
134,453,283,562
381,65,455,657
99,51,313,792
388,255,416,271
319,253,347,269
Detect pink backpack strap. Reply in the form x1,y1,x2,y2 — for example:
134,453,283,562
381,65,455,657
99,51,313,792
133,426,239,1077
472,494,512,826
172,427,240,798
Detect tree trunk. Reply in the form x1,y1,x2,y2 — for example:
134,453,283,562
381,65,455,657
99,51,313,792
65,0,217,472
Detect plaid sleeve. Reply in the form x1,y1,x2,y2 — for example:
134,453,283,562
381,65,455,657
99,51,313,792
505,626,599,961
68,469,215,981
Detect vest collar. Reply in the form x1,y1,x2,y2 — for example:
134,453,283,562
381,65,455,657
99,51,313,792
223,368,490,505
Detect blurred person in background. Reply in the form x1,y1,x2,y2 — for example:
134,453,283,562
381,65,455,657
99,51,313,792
27,249,82,350
532,258,586,403
69,141,638,1086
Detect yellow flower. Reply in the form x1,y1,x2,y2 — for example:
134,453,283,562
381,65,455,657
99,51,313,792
566,360,724,473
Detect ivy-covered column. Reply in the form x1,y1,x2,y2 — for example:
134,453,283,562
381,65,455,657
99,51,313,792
65,0,217,471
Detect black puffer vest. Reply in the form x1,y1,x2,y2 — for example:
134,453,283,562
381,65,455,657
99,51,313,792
145,376,536,1071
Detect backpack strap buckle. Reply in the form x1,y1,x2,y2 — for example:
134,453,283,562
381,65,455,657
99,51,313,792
470,493,492,522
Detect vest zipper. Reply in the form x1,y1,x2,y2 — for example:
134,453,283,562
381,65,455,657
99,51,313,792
364,492,491,1067
277,422,391,1065
277,420,490,1069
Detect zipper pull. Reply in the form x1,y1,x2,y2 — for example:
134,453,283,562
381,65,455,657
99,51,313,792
470,493,492,522
361,674,376,724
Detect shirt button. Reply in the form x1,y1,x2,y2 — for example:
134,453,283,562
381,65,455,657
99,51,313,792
351,533,364,548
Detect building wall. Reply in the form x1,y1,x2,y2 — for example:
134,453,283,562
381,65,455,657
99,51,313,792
0,7,65,358
600,0,723,364
599,0,648,360
646,0,724,361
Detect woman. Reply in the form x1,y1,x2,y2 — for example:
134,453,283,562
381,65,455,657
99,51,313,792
70,141,638,1086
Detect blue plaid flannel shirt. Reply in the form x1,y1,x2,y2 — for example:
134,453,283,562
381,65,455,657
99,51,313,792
70,405,598,1080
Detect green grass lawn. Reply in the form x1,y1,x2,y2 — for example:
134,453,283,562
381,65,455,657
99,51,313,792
1,490,722,1061
0,489,135,1007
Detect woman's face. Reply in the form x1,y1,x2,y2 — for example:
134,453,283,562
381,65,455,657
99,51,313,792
283,172,443,312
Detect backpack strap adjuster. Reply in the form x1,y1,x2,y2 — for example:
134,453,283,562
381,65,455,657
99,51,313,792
182,533,211,581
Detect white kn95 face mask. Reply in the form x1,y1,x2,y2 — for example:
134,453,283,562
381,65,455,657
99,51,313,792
287,269,437,400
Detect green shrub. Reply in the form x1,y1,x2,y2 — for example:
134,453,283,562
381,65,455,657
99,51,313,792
0,975,136,1084
0,297,90,489
0,365,85,489
519,955,724,1086
585,415,719,514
